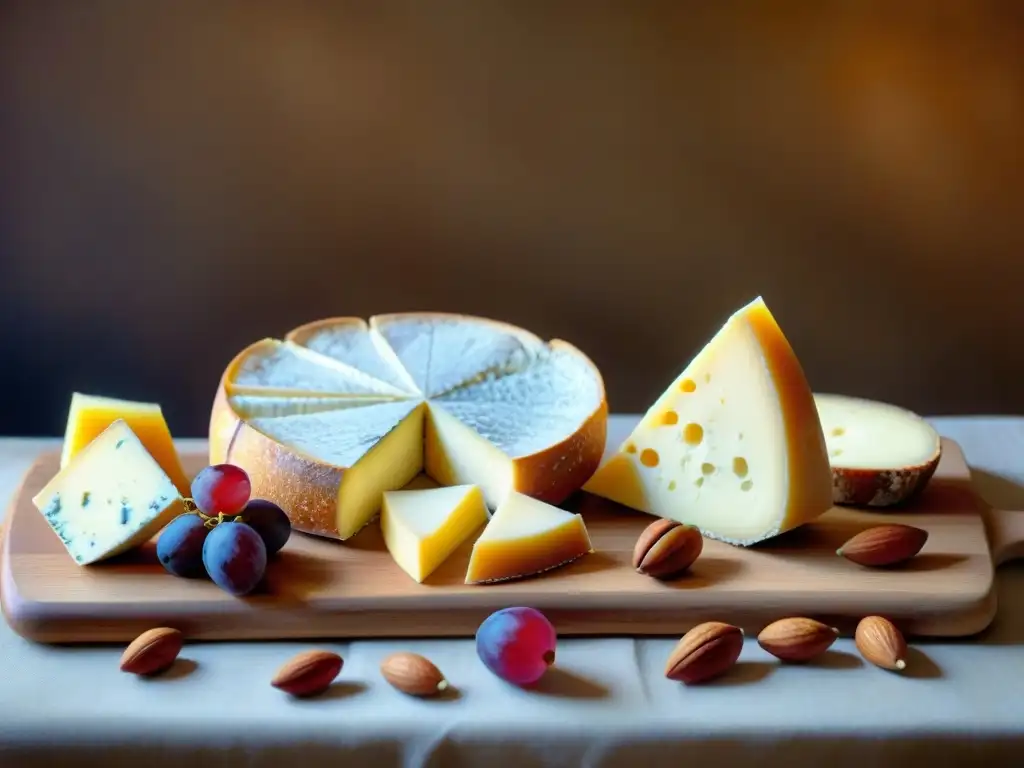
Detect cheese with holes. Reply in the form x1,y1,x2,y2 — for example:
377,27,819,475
209,313,606,541
814,393,941,507
61,393,190,496
583,296,832,546
465,491,593,583
381,483,488,582
33,419,186,565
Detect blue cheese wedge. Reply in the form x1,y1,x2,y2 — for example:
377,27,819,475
32,419,186,565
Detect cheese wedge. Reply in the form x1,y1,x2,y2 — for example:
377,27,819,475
210,314,607,541
33,419,186,565
61,393,190,496
381,484,488,582
583,296,832,546
465,491,593,584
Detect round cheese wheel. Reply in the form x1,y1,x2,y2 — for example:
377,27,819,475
209,313,607,540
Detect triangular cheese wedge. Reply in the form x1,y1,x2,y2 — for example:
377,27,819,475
381,483,488,583
583,296,832,546
465,492,593,584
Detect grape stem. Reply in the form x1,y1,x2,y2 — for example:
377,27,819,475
182,497,244,529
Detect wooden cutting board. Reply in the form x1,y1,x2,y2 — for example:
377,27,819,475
3,416,1022,644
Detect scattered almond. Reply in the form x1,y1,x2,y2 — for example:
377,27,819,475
757,617,838,662
665,621,743,684
271,650,343,697
855,616,908,671
120,627,183,676
381,652,450,697
837,524,928,567
633,519,704,579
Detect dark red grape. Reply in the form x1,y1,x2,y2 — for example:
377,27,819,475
156,513,209,578
202,521,267,596
476,607,557,685
240,499,291,556
191,464,251,516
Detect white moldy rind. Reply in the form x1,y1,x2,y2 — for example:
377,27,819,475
814,393,942,507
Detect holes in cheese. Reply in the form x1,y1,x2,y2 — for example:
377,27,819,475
370,313,545,398
381,484,488,583
582,296,833,546
814,393,942,507
464,491,593,584
61,392,190,496
33,419,186,565
211,315,607,541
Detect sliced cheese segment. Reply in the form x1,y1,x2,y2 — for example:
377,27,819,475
60,393,190,496
381,484,488,582
226,399,425,539
33,419,186,565
287,317,418,394
814,393,941,507
425,398,605,508
583,296,832,546
227,339,408,398
370,313,544,397
227,394,390,419
465,491,593,584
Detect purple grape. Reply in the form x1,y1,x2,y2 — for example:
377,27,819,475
240,499,291,556
202,521,267,596
156,513,209,578
191,464,251,516
476,607,557,686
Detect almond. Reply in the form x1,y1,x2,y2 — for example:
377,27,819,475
381,652,450,697
855,616,908,671
120,627,184,676
837,524,928,567
271,650,343,697
757,617,838,662
664,621,743,684
633,519,704,579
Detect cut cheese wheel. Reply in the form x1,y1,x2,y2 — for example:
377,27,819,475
814,393,941,507
465,491,593,584
60,393,190,496
370,312,544,397
210,314,606,541
226,339,408,397
232,400,425,539
381,484,488,583
583,296,832,546
286,317,418,394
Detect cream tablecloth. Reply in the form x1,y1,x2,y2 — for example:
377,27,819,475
1,416,1022,767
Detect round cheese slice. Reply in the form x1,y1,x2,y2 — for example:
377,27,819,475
209,313,607,540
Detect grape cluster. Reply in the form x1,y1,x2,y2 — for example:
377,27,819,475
156,464,292,596
476,607,557,686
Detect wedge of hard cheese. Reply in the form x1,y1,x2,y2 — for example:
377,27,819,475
583,296,833,546
61,392,191,496
381,483,488,582
209,314,607,541
814,393,941,507
33,419,186,565
465,491,593,584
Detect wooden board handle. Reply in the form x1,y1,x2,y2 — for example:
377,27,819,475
968,466,1024,566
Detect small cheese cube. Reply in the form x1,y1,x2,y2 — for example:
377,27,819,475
34,419,186,565
61,392,191,496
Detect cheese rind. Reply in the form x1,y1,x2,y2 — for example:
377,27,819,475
381,484,488,582
583,296,832,546
33,419,186,565
60,393,190,496
465,492,593,584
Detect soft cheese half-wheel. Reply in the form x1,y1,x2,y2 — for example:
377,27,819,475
583,296,833,546
370,312,546,397
814,393,941,507
222,400,426,539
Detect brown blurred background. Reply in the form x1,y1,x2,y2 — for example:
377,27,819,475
1,1,1022,436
